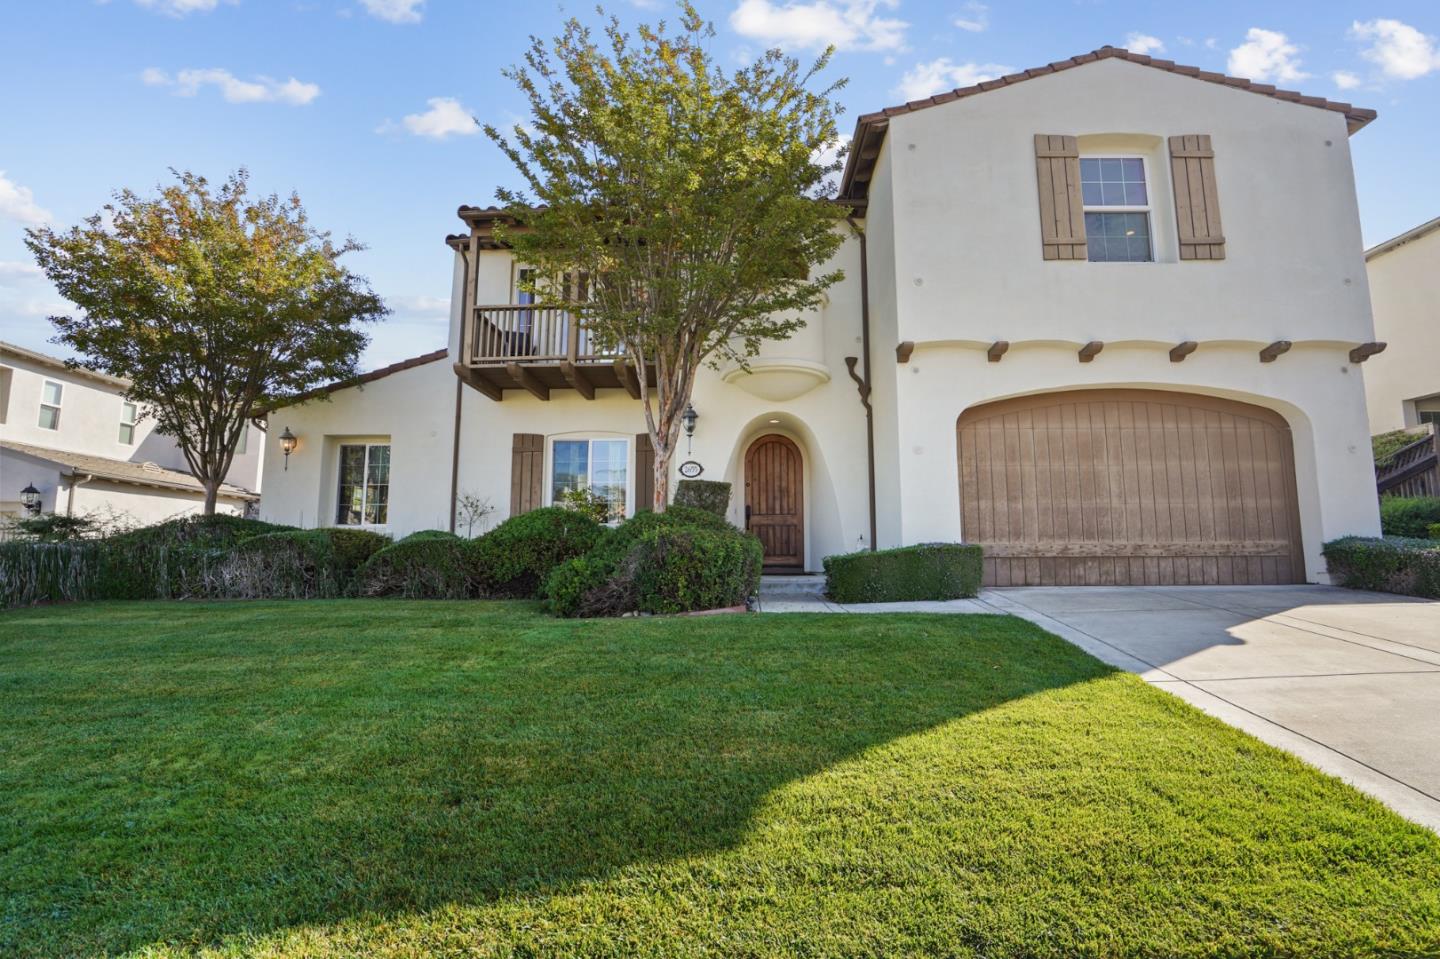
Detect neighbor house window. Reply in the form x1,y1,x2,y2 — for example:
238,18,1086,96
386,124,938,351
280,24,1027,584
37,380,63,430
551,437,628,522
118,402,137,445
336,443,390,526
1081,157,1152,263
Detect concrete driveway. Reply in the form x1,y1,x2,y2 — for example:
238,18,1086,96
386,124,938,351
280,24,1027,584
983,585,1440,832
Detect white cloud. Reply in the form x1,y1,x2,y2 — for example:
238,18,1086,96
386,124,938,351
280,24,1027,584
895,58,1013,101
0,261,42,281
1124,32,1165,56
0,171,52,226
133,0,230,16
359,0,423,23
1333,70,1362,90
378,97,478,140
143,68,320,105
387,294,449,315
1351,19,1440,81
729,0,907,53
1227,28,1309,84
953,1,987,33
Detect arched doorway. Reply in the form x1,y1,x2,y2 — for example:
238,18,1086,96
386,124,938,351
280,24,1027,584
745,434,804,569
957,388,1305,586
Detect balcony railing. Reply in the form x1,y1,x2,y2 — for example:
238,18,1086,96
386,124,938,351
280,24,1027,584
465,304,619,366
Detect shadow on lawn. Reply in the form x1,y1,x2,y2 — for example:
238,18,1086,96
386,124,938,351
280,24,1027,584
2,602,1110,956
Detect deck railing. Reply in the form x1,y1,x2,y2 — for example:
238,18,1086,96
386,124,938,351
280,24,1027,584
1376,429,1440,498
465,304,619,365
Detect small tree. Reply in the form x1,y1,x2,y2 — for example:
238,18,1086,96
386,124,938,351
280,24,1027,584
26,170,387,513
487,5,846,510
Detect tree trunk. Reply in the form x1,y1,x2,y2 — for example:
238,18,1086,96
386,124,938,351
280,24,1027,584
202,480,219,516
653,438,670,512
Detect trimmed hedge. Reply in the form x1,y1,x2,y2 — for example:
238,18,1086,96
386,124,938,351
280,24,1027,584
358,536,476,599
471,507,604,598
216,529,392,599
544,507,761,617
824,544,984,603
1379,497,1440,539
673,480,732,518
1430,523,1440,541
1322,536,1440,599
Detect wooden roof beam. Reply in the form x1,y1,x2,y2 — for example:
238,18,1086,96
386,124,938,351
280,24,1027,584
1078,341,1104,363
613,359,641,399
1169,341,1198,362
896,341,915,363
453,363,502,402
987,341,1009,362
1348,341,1386,364
559,361,595,400
506,362,550,400
1259,340,1292,363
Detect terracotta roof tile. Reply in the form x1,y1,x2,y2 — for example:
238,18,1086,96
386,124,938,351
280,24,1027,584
262,348,448,413
1,440,257,499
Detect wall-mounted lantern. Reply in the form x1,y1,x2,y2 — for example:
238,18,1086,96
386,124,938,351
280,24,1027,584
279,427,298,471
682,403,699,454
19,483,42,515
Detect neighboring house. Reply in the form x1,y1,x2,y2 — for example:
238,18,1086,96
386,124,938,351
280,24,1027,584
0,341,261,528
1363,215,1440,434
262,47,1385,586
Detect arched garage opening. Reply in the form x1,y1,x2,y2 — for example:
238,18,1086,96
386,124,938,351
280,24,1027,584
956,388,1305,587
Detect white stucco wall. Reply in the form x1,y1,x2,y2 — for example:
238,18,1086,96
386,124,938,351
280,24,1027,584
1363,224,1440,433
0,350,264,494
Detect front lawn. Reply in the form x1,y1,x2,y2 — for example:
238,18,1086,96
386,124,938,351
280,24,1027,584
2,602,1437,957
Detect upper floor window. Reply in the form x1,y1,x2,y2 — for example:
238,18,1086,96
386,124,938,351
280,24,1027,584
1081,157,1152,263
118,402,137,445
336,443,390,526
38,380,62,430
551,437,628,523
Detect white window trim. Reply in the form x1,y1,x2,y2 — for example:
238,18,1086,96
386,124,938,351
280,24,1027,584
334,442,392,529
38,379,63,430
118,401,138,445
1080,153,1154,263
546,435,633,523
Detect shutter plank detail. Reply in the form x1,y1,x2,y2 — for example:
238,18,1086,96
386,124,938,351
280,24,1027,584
634,433,655,513
1169,134,1226,260
1034,134,1087,260
510,433,544,516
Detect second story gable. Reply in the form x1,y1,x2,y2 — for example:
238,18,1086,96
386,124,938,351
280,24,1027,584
840,48,1379,349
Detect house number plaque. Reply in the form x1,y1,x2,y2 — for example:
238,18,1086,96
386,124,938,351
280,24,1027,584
678,460,704,478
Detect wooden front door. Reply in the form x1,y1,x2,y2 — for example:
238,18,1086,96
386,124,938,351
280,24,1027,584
745,434,804,568
957,389,1306,587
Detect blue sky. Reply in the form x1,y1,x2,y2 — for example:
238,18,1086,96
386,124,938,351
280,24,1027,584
2,0,1437,369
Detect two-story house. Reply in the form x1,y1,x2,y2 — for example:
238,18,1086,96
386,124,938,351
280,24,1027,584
261,47,1385,586
0,340,261,528
1363,214,1440,434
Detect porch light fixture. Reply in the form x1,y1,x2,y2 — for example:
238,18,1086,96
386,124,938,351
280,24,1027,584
682,403,699,454
279,427,298,471
19,483,42,515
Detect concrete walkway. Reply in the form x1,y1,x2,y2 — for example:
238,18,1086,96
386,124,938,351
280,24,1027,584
758,577,1440,832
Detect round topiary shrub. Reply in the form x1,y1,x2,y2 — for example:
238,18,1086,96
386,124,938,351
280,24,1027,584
215,530,344,599
629,526,763,614
358,535,477,599
672,479,733,518
471,507,604,598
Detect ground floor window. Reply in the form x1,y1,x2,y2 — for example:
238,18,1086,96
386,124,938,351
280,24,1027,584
336,443,390,526
551,437,627,522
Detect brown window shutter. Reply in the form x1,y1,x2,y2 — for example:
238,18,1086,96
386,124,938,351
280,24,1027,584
510,433,544,515
1168,135,1226,260
634,433,654,513
1034,134,1087,260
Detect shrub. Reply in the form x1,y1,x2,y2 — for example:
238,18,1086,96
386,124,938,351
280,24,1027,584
0,542,104,608
544,554,624,618
1372,429,1423,470
1322,536,1440,599
324,528,392,582
1431,523,1440,541
824,544,984,603
673,479,732,518
358,536,477,599
1379,497,1440,539
471,507,604,598
107,513,292,551
630,526,763,614
213,531,342,599
9,514,103,543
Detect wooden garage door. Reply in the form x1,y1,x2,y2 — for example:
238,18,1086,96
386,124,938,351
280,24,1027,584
957,389,1305,586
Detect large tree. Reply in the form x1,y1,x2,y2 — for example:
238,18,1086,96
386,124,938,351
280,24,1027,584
487,4,847,511
26,169,387,514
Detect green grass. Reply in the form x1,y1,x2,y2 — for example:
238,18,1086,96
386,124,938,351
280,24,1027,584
2,602,1438,957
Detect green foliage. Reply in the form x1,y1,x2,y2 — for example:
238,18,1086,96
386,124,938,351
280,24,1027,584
824,544,985,603
544,507,755,617
1372,429,1424,469
25,168,388,512
322,528,391,581
1322,536,1440,599
630,526,763,614
357,536,477,599
486,5,846,508
673,479,732,517
219,531,343,599
1430,523,1440,540
0,542,104,607
1378,496,1440,538
107,513,291,551
10,514,102,543
471,507,604,598
556,486,613,524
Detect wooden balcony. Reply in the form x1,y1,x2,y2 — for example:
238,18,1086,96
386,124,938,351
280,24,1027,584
454,305,653,401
